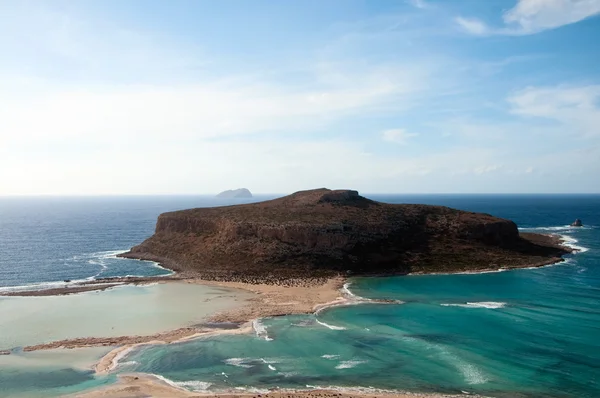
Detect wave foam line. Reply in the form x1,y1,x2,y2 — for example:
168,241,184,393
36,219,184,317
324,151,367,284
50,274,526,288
223,357,254,368
441,301,506,309
315,319,346,330
151,374,212,392
519,225,594,232
0,279,126,293
252,319,273,341
560,235,590,253
335,359,367,369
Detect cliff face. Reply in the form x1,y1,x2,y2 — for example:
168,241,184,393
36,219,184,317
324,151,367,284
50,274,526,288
122,189,569,283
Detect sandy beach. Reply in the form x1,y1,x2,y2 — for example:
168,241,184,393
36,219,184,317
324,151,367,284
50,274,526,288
72,373,469,398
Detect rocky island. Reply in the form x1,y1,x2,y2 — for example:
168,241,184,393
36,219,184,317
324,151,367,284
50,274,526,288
216,188,253,198
571,218,583,227
121,188,569,283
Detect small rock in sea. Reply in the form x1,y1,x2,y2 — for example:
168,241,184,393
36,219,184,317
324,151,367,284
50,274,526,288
571,219,583,227
64,279,71,283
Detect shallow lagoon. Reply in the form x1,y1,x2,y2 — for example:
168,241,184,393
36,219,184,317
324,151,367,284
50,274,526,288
0,282,253,350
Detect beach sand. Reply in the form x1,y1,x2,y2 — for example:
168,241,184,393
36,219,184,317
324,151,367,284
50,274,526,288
72,374,466,398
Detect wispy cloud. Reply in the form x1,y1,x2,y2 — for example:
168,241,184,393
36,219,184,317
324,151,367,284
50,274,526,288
455,17,490,36
457,0,600,36
508,85,600,137
381,129,419,144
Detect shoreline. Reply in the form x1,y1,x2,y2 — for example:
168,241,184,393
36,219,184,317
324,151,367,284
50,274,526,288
71,373,476,398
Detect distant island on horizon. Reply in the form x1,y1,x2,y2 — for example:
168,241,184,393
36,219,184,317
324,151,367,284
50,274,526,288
216,188,253,198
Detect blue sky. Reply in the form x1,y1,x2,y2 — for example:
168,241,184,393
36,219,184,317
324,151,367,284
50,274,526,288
0,0,599,194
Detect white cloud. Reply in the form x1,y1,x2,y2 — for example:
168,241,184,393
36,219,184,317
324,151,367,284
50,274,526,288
455,17,490,35
508,85,600,137
381,129,419,144
504,0,600,33
457,0,600,36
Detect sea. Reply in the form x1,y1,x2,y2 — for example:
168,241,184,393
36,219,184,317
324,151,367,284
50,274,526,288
0,194,598,398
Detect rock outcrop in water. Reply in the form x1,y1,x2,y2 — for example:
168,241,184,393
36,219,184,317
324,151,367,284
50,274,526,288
571,219,583,227
121,188,569,284
216,188,252,198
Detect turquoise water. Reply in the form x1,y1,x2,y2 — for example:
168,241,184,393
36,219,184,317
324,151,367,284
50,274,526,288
0,348,117,398
1,195,598,397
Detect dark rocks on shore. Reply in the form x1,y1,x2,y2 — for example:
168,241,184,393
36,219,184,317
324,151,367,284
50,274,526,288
571,219,583,227
216,188,252,198
121,188,570,283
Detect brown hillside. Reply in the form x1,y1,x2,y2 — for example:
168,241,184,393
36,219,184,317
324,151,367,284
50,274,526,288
121,189,569,284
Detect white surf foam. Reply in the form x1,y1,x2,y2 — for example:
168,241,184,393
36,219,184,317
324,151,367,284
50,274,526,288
315,319,346,330
260,358,280,364
441,301,506,309
151,374,212,391
457,361,489,385
175,380,213,390
108,346,136,372
117,360,138,367
335,360,367,369
252,319,273,341
342,282,359,298
0,280,125,293
321,354,340,360
560,235,590,253
341,282,378,302
433,345,489,385
223,358,254,368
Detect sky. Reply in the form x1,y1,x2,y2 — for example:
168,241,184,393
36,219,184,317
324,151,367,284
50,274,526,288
0,0,599,195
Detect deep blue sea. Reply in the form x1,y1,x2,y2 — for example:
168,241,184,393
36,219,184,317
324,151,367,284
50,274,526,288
0,194,598,397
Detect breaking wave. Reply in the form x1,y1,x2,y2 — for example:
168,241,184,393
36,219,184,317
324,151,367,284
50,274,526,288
560,235,590,253
152,374,212,391
252,319,273,341
441,302,506,309
335,360,367,369
315,319,346,330
223,358,254,368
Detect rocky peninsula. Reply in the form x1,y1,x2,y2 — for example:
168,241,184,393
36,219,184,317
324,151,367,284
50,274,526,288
121,188,570,283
